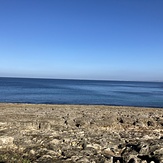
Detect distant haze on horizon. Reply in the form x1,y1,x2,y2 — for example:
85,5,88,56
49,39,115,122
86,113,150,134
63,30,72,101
0,0,163,81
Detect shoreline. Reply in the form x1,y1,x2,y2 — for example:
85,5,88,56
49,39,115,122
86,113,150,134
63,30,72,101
0,103,163,162
1,102,163,109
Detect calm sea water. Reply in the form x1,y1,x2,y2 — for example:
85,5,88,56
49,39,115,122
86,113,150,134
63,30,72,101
0,77,163,108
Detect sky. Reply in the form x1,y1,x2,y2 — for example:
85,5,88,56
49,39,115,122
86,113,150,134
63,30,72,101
0,0,163,81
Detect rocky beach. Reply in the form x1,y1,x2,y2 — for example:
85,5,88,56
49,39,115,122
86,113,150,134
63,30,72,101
0,103,163,163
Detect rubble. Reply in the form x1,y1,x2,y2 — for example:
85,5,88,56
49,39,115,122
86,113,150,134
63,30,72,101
0,103,163,163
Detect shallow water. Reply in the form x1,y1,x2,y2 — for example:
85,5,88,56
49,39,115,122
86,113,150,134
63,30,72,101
0,77,163,108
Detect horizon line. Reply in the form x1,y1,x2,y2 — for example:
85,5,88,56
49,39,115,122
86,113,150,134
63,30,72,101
0,76,162,83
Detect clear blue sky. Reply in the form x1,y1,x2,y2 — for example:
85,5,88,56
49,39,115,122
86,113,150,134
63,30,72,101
0,0,163,81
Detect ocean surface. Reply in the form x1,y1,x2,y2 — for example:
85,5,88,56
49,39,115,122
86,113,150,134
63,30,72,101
0,77,163,108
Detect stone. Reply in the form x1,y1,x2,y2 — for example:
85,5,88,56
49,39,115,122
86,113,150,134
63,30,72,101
77,157,90,163
50,138,60,145
153,147,163,155
0,136,14,148
0,104,163,162
103,148,115,157
86,143,101,151
29,149,35,155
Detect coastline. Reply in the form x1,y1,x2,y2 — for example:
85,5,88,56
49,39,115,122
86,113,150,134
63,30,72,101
0,103,163,162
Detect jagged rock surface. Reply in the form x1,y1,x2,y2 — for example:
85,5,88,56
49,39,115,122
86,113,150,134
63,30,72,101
0,103,163,163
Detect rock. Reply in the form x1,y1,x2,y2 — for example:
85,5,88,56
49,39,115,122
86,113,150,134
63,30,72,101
50,138,60,145
77,157,90,163
30,149,35,155
153,147,163,155
139,143,149,155
42,154,52,159
86,143,101,151
103,148,115,157
141,161,147,163
0,104,163,162
104,157,113,163
36,154,54,163
0,136,14,148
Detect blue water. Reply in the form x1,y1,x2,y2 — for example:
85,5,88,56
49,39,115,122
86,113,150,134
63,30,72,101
0,77,163,108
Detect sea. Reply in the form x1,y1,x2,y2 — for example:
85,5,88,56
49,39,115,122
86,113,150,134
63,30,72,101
0,77,163,108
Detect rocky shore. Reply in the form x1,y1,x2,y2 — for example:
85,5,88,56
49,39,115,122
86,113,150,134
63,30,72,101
0,103,163,163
